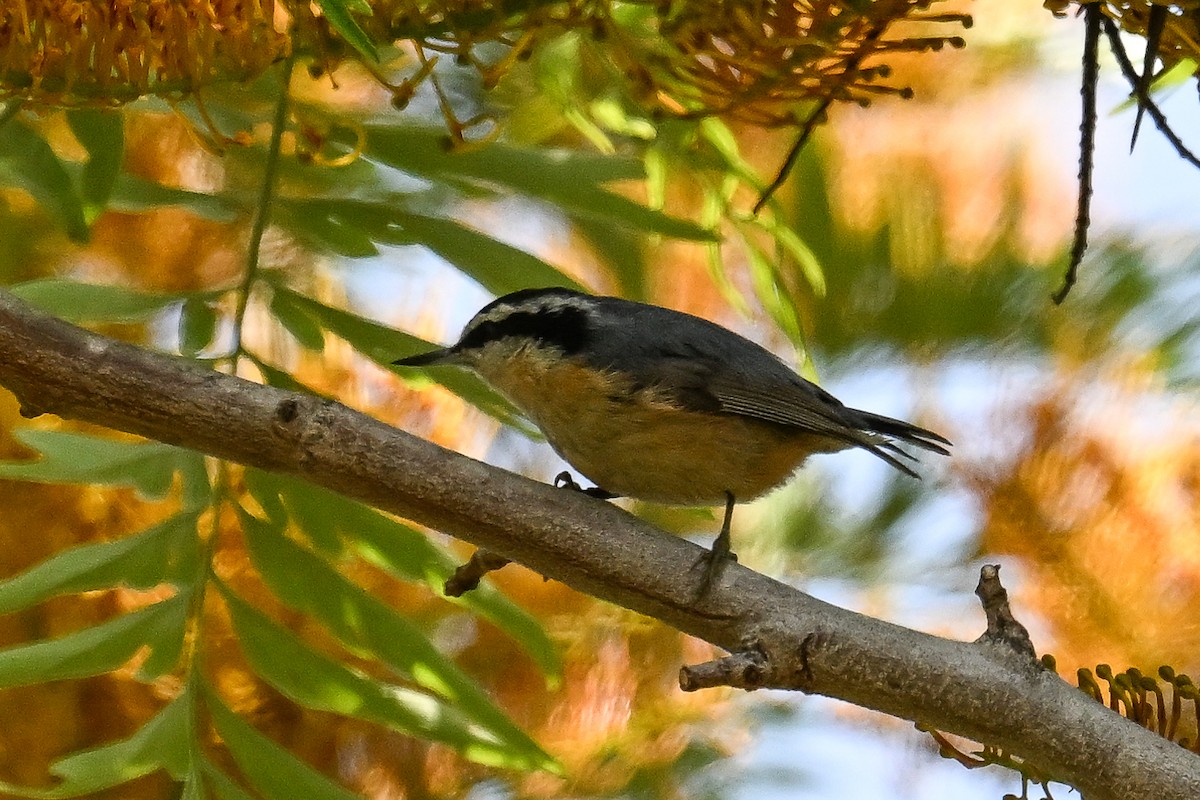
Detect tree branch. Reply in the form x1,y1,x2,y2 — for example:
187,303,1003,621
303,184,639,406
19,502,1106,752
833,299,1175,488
0,289,1196,800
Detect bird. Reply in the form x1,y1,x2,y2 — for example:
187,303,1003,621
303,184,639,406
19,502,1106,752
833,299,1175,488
394,287,950,594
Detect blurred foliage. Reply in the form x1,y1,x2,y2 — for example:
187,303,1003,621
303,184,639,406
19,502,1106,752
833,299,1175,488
0,0,970,119
2,2,1200,800
1047,1,1200,81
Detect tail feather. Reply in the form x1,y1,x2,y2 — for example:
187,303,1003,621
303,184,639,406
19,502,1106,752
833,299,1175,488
839,409,952,477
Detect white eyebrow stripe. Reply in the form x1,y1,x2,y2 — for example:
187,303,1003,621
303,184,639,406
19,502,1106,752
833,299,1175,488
466,294,596,331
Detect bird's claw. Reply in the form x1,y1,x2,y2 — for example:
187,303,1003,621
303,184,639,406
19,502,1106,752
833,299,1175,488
554,471,617,499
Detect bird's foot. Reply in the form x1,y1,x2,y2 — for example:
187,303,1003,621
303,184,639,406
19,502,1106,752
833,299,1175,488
691,543,737,601
691,491,738,601
553,470,618,499
691,523,738,600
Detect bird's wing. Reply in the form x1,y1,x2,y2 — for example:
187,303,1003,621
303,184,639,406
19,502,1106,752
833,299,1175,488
639,357,947,477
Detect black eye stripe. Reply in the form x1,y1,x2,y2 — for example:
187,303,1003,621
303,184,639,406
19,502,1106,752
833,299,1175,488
460,306,590,355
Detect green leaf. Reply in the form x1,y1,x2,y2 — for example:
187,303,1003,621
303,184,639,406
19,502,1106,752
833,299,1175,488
65,109,124,214
271,287,526,427
243,471,560,681
744,236,804,348
0,119,88,241
237,508,554,769
245,352,320,394
313,0,378,62
743,212,826,298
200,759,259,800
220,585,534,767
179,296,219,357
108,173,239,221
269,289,326,351
204,684,362,800
0,695,191,799
273,199,379,258
275,476,341,555
0,429,210,504
361,125,716,240
9,278,186,323
387,211,583,296
0,593,188,687
277,198,583,295
0,512,200,614
698,117,763,190
352,512,561,681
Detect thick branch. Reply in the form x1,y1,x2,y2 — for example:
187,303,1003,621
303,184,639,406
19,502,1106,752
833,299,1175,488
0,290,1196,800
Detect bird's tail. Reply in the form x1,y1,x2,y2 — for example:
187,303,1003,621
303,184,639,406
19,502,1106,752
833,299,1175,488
841,410,952,478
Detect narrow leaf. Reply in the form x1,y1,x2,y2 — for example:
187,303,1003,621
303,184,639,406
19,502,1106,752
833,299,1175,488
0,119,88,240
205,684,362,800
380,211,582,296
237,508,553,769
200,759,259,800
348,507,561,681
279,198,583,294
220,586,531,766
274,199,379,258
0,429,208,503
0,511,200,614
0,594,188,688
244,470,560,680
313,0,378,62
65,108,124,212
108,173,239,220
361,125,716,240
179,296,219,357
0,695,190,799
269,289,326,351
9,278,186,323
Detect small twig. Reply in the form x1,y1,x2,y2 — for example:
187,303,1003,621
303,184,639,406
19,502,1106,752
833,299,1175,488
444,549,511,596
1101,15,1200,170
1053,3,1101,305
754,23,888,214
679,645,768,691
753,97,833,215
924,728,991,768
231,55,295,357
974,564,1038,662
1130,4,1166,152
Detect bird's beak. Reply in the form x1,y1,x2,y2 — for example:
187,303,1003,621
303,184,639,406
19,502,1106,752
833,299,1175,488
392,346,458,368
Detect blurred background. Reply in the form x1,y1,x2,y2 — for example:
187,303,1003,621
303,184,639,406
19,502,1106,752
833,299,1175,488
1,0,1199,798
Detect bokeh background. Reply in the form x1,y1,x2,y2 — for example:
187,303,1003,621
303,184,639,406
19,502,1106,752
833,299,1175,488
1,1,1199,798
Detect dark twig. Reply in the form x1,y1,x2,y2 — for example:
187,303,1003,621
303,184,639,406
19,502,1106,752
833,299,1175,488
974,564,1038,663
444,549,512,596
679,646,768,691
1102,15,1200,170
1053,3,1101,305
1130,4,1167,152
923,728,990,768
754,24,888,214
753,96,834,215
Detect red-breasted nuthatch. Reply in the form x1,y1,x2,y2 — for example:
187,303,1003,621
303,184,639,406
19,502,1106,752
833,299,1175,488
394,287,950,591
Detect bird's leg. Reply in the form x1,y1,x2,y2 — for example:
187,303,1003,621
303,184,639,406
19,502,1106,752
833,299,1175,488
695,491,737,598
554,470,618,499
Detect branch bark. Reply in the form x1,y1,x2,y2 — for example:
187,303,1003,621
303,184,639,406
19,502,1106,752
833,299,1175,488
0,289,1196,800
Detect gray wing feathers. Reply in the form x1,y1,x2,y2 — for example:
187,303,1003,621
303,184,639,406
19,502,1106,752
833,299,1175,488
582,297,950,476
